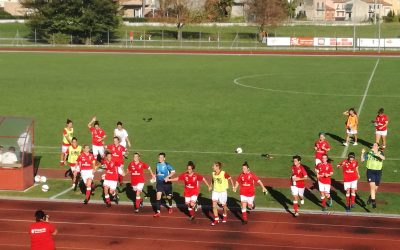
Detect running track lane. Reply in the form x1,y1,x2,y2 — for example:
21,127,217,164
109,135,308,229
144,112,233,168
1,47,400,57
0,199,399,249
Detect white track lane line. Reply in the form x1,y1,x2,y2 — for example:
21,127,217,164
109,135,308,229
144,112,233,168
341,58,380,158
49,186,73,199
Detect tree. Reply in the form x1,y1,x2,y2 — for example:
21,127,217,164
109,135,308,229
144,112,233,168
246,0,288,31
204,0,232,22
22,0,120,44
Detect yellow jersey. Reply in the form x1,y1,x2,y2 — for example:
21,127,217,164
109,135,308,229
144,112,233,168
346,115,358,130
62,127,74,146
212,170,230,192
67,145,81,164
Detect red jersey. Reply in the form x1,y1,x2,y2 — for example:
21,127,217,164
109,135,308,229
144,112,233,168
178,172,204,196
106,144,126,165
339,159,359,182
314,140,330,160
89,127,105,146
128,161,149,185
291,165,308,188
315,162,333,184
236,172,260,197
77,152,96,171
104,160,120,181
29,221,56,250
375,114,388,131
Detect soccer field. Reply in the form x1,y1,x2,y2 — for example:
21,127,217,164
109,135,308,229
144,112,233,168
0,52,399,182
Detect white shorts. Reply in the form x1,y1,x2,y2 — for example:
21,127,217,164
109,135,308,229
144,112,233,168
212,191,227,205
80,170,94,184
70,166,79,172
184,195,198,204
344,180,358,190
376,130,387,136
347,129,358,135
240,195,255,205
291,186,305,197
318,182,331,193
315,158,322,166
103,180,118,190
92,145,105,157
61,145,69,153
132,183,144,191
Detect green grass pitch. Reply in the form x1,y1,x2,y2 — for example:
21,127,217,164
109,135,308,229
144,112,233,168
0,52,399,185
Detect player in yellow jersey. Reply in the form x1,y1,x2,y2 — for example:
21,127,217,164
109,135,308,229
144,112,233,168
343,108,358,146
64,137,82,188
60,119,73,166
210,162,234,226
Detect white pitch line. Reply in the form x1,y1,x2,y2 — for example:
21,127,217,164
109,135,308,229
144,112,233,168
341,58,380,158
49,187,73,199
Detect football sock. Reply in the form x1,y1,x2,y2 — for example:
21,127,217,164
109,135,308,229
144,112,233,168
293,201,298,212
156,200,161,212
135,197,141,209
321,197,326,207
188,207,194,217
85,188,91,200
241,209,247,220
351,193,356,204
346,194,350,206
105,195,110,204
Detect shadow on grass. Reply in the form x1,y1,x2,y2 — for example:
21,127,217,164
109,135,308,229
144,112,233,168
266,186,294,216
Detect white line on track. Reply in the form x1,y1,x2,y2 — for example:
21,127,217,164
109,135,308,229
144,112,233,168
49,187,73,199
341,58,380,158
0,219,398,243
0,231,339,250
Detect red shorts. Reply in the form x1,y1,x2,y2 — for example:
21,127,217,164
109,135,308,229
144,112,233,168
184,189,199,198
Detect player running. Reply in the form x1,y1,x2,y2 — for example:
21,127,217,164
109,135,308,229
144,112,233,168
314,132,330,166
77,145,97,204
127,152,155,213
315,154,333,211
290,155,308,217
154,153,176,217
60,119,73,166
103,152,125,208
105,137,127,187
373,108,389,149
114,121,131,150
210,162,234,226
63,137,82,188
343,108,358,146
88,116,106,161
166,161,211,221
233,162,267,225
337,152,360,212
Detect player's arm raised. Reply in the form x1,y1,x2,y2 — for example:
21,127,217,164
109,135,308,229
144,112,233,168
88,116,96,129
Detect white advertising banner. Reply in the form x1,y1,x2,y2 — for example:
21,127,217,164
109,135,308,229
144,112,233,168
358,38,383,48
314,38,353,47
266,37,291,46
383,38,400,48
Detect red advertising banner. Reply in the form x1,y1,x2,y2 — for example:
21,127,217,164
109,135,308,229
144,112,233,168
290,37,314,46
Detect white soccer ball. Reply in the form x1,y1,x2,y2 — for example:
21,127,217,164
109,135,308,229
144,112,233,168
150,177,156,183
236,147,243,154
41,184,50,192
40,176,47,183
34,175,41,183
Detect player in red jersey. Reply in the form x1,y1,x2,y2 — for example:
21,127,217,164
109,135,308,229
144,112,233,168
105,137,127,186
127,152,155,213
29,210,57,250
315,154,333,211
290,155,308,217
337,152,360,212
87,116,106,161
233,162,267,225
373,108,389,149
77,145,97,204
166,161,211,220
103,152,125,207
314,132,330,166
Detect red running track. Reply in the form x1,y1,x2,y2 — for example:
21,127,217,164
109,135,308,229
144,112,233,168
0,199,399,250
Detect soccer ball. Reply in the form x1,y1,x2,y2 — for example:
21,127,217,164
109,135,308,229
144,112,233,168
41,184,50,192
150,177,156,183
40,176,47,183
34,175,41,183
236,147,243,154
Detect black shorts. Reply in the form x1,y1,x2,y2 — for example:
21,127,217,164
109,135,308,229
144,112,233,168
367,169,382,186
156,181,172,195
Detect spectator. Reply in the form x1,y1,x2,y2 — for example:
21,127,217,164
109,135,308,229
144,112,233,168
17,126,33,166
29,210,57,250
2,146,18,164
0,145,4,163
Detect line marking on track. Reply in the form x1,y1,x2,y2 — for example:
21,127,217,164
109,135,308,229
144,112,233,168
0,219,398,243
49,187,73,199
0,231,340,250
0,243,104,250
341,58,380,158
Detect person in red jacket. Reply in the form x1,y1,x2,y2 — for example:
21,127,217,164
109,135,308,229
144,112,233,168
29,210,57,250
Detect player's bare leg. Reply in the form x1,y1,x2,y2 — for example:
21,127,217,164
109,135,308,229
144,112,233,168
84,179,93,204
320,192,327,211
375,134,381,146
382,136,387,149
369,183,378,208
293,195,299,216
211,200,219,225
71,171,78,188
60,153,65,166
188,201,195,220
353,134,358,145
222,204,228,223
